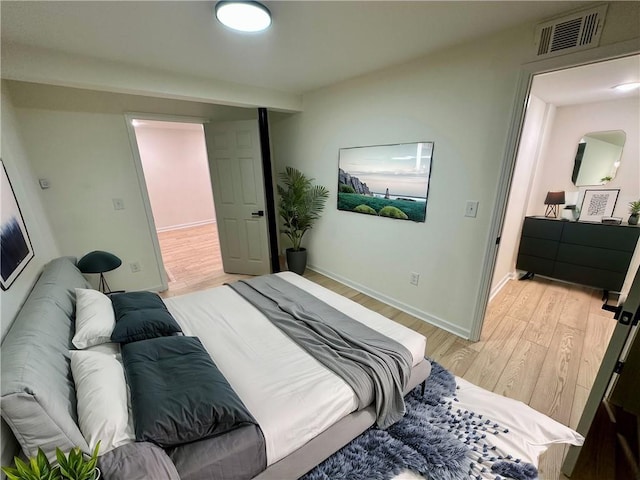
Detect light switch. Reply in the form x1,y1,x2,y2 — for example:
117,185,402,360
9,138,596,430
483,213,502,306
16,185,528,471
38,178,50,189
112,198,125,210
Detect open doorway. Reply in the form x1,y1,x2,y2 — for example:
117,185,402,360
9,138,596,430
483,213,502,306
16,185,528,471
132,119,223,295
479,55,639,475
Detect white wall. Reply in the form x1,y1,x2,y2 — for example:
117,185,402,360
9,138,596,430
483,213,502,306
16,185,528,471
0,84,60,338
529,97,640,219
270,4,640,338
134,123,216,231
271,26,532,338
0,82,61,470
490,95,554,295
6,81,256,292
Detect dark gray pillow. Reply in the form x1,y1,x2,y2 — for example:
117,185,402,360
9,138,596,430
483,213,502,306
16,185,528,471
122,336,258,448
110,292,182,344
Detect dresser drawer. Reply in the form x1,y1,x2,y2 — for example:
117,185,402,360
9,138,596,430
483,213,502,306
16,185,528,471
522,217,564,241
516,254,555,276
518,236,559,260
553,262,626,292
556,244,633,273
561,222,640,252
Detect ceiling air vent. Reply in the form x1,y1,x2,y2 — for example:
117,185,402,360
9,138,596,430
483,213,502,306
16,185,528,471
534,4,607,58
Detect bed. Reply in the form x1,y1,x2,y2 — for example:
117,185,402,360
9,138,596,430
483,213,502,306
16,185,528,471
1,257,431,479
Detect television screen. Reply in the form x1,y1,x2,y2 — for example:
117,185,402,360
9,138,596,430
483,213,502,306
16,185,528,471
337,142,433,222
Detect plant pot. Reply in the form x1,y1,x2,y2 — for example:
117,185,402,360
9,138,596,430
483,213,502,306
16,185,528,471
629,214,639,225
286,248,307,275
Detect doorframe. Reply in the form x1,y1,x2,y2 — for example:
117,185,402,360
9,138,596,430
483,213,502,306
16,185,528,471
124,112,210,291
469,38,640,342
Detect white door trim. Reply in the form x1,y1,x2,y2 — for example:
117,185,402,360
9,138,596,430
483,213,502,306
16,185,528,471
124,112,210,291
470,38,640,341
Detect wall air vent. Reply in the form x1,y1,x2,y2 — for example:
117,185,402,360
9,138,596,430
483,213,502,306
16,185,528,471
534,4,607,58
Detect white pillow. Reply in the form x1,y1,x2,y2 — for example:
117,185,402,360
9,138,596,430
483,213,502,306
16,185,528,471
73,288,116,349
86,342,121,358
70,350,135,455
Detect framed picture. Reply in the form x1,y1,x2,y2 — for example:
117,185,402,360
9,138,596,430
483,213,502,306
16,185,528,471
337,141,434,222
579,188,620,223
1,159,34,290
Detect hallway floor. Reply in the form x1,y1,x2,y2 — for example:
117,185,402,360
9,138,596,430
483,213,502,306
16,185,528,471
156,223,250,298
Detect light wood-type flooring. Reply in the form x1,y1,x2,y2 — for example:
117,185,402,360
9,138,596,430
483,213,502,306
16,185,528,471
156,225,615,479
157,223,250,298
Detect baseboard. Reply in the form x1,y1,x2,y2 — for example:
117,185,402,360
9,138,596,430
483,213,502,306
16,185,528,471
308,264,471,340
144,284,166,293
156,219,216,233
489,272,517,302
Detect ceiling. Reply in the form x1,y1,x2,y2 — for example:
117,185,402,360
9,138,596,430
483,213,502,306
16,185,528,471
532,54,640,106
1,1,597,95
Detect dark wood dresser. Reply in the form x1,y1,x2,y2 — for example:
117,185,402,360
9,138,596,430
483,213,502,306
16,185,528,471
516,216,640,292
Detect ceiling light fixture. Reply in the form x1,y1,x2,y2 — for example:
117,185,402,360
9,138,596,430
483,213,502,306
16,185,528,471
215,1,271,33
613,82,640,92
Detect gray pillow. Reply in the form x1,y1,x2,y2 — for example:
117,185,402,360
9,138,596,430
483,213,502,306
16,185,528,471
1,257,91,460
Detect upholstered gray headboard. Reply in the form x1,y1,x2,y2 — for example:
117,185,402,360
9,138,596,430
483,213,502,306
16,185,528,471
1,257,92,460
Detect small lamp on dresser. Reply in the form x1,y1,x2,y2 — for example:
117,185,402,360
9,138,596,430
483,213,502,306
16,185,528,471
544,191,565,218
78,250,122,293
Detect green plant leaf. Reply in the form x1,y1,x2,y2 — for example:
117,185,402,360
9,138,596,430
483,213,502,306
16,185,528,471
15,457,31,476
56,448,68,471
2,466,21,480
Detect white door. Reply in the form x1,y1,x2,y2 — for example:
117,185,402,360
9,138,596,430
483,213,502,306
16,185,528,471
203,120,271,276
562,266,640,475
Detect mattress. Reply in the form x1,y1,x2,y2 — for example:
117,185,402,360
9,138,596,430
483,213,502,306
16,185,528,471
164,271,427,466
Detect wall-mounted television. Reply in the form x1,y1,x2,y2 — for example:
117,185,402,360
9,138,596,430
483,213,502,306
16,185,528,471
337,142,433,222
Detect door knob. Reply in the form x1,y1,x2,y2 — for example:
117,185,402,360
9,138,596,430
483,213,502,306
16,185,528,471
251,210,265,217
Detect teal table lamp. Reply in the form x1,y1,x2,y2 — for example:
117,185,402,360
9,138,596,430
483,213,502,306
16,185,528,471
78,250,122,293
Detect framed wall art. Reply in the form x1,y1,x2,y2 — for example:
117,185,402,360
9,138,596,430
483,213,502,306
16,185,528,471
578,188,620,223
337,141,434,223
1,159,34,290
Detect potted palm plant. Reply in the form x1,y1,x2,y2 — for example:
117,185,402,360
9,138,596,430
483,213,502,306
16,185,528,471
277,166,329,275
629,200,640,225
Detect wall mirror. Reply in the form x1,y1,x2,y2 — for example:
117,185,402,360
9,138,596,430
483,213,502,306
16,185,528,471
571,130,626,186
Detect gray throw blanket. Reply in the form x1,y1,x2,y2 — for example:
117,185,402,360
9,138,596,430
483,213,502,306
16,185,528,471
227,275,413,429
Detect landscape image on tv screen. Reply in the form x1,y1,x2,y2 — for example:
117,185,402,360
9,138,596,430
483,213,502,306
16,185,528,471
337,142,433,222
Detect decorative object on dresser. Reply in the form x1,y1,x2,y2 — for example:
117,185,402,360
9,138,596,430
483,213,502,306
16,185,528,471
77,250,122,293
578,189,619,223
628,200,640,225
0,159,35,290
277,166,329,275
543,191,565,218
562,204,579,221
516,216,640,292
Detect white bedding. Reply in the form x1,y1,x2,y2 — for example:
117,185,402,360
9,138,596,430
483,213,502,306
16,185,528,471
164,272,427,465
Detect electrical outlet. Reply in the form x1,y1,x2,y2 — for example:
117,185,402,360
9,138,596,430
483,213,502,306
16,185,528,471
465,201,479,218
113,198,125,210
130,261,141,273
410,272,420,286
